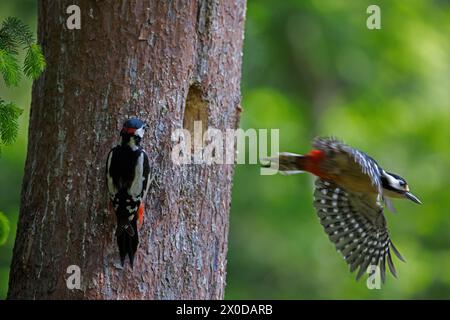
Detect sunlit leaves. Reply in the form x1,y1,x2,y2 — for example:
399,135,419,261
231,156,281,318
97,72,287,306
23,43,45,80
0,17,45,84
0,100,22,145
0,49,20,86
0,16,45,155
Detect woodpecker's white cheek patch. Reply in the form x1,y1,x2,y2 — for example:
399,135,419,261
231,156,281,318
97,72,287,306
383,171,404,191
135,127,145,138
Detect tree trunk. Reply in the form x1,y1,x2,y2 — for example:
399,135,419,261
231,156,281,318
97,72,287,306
8,0,246,299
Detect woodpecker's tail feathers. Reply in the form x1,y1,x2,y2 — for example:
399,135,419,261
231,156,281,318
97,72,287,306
261,152,306,175
116,222,138,268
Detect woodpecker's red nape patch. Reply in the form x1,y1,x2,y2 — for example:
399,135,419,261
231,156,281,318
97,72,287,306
122,127,137,135
307,149,325,161
304,149,327,178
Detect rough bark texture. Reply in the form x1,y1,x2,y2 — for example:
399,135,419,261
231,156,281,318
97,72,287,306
8,0,246,299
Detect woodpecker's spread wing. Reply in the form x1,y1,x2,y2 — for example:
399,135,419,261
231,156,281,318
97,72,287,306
313,137,383,195
313,178,404,282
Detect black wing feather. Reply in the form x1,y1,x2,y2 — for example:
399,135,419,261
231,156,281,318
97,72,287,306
313,178,404,282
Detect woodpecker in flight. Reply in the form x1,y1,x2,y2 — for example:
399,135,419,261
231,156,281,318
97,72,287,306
263,137,421,282
106,118,150,267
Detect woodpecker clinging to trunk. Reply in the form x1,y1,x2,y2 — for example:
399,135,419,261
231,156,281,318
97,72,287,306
106,118,150,267
263,137,421,282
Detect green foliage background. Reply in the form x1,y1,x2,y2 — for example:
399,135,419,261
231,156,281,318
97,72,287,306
0,14,45,157
1,0,449,299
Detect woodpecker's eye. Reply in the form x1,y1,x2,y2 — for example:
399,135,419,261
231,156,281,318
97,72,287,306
399,180,406,187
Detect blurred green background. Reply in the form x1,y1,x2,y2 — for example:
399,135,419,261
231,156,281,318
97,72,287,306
1,0,449,299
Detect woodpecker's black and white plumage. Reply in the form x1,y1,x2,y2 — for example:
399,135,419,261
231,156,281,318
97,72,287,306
263,137,421,282
106,118,150,267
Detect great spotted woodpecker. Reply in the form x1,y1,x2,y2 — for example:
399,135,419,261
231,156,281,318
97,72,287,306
106,118,150,267
263,137,421,282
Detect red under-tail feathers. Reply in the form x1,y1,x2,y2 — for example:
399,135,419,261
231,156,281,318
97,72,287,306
262,149,327,177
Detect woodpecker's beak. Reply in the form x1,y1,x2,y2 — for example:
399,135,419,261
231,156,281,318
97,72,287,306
404,191,422,204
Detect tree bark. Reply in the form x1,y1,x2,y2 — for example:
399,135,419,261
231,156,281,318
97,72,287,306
8,0,246,299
